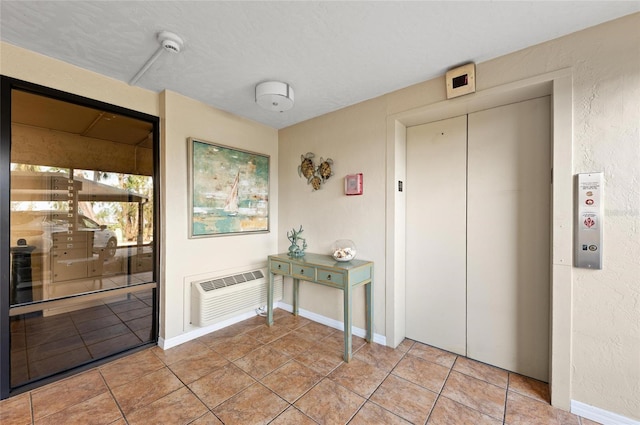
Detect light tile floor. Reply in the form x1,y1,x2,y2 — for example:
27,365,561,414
1,308,603,425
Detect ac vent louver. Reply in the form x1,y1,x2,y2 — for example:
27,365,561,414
199,270,265,292
191,267,283,327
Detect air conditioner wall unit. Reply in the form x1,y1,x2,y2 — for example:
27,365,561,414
191,268,283,327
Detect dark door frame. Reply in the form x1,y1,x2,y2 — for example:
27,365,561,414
0,76,161,399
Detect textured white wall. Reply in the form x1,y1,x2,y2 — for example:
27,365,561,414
479,14,640,420
279,13,640,420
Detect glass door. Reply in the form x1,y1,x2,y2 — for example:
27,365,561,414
1,78,159,397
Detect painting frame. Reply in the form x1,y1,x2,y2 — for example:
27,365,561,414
187,137,270,238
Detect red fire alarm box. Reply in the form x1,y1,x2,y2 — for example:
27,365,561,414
345,173,363,195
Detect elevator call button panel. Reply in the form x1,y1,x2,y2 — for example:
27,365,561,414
576,172,603,269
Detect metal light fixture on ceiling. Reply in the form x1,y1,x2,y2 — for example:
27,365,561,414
129,31,184,86
255,81,294,112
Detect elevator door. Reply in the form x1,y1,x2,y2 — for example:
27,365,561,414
406,97,550,381
406,115,468,356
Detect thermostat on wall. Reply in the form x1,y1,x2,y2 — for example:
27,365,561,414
445,63,476,99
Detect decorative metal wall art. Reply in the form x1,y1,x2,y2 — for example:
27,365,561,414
297,152,334,191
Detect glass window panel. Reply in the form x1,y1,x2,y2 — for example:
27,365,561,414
10,289,155,386
9,166,154,304
6,87,157,392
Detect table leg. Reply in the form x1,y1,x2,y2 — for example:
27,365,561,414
293,278,300,316
343,282,353,362
365,280,373,343
267,272,274,326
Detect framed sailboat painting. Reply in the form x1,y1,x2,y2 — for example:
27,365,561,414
188,138,270,237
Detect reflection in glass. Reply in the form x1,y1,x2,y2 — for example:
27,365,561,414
9,165,154,306
10,289,154,387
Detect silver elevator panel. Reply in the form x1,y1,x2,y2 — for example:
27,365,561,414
576,173,603,269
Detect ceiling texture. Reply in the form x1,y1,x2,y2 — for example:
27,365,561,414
1,1,638,130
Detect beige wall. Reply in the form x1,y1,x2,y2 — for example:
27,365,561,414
160,90,278,340
0,43,158,117
278,98,388,333
279,13,639,420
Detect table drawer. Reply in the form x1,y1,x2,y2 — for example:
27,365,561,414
317,269,345,286
270,259,290,274
292,265,315,280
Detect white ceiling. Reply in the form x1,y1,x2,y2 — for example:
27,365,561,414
1,1,638,129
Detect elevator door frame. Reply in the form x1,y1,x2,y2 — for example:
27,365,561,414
385,69,574,409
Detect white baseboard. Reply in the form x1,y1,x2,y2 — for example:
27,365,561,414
159,301,386,350
159,309,260,349
571,400,639,425
276,302,386,346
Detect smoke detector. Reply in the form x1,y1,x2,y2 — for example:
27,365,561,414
255,81,294,112
158,31,183,53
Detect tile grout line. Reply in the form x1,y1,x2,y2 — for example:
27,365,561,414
195,321,325,424
406,345,521,424
341,343,390,424
348,342,421,424
29,391,34,425
503,372,511,425
261,330,345,423
70,302,98,361
98,367,128,423
253,324,367,424
424,354,459,425
139,349,226,424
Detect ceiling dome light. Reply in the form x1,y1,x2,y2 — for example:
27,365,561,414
255,81,294,112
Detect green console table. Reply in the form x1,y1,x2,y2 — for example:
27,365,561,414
267,252,373,362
